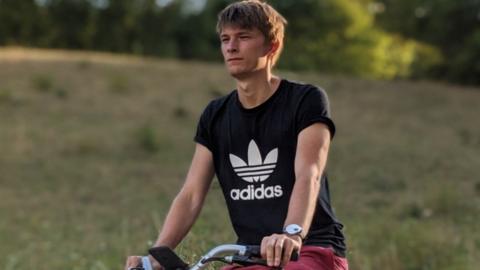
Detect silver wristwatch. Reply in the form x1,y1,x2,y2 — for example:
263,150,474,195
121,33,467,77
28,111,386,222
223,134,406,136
283,224,303,238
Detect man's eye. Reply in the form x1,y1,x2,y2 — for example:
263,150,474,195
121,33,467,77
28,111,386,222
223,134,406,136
240,36,250,39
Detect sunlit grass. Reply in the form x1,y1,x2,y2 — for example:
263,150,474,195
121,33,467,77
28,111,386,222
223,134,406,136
0,47,479,270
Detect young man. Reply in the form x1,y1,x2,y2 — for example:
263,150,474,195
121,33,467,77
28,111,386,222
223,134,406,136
125,1,347,269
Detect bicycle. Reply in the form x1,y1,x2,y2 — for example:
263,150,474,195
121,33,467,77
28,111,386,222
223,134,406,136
130,244,298,270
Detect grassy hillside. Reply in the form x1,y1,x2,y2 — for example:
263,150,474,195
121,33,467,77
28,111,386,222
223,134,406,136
1,47,479,270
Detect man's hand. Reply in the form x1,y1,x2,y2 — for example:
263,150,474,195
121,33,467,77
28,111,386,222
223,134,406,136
260,233,302,268
124,255,163,270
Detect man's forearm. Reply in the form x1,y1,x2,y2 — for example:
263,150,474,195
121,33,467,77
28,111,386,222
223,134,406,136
153,192,204,249
286,123,330,237
152,144,214,249
283,172,321,236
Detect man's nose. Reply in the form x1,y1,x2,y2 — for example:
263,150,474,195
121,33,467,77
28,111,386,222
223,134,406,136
226,39,239,53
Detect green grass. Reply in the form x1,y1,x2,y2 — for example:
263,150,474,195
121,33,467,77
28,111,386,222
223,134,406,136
0,48,479,270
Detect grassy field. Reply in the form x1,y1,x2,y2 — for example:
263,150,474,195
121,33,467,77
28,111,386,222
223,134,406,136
1,47,479,270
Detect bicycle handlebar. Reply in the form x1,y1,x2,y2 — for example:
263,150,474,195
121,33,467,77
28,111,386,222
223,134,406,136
136,244,299,270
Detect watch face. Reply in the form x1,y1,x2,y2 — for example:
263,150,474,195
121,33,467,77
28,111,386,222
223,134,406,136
285,224,302,235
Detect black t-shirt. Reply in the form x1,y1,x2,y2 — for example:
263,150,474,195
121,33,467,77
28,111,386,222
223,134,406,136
194,79,346,257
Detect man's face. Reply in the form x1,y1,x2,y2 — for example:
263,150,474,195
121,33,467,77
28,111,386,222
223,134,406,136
220,26,272,78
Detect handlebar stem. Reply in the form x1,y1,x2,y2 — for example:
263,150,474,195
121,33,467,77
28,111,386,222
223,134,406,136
141,256,153,270
190,244,247,270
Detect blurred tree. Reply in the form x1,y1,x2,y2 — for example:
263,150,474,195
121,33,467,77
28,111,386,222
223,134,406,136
46,0,95,49
93,0,137,52
275,0,441,79
375,0,480,83
0,0,46,46
174,0,227,60
0,0,476,85
135,0,181,56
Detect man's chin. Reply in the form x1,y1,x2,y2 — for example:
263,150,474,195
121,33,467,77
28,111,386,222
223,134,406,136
228,69,249,79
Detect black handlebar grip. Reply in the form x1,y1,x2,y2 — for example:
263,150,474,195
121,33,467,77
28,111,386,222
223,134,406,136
231,255,267,267
245,245,261,257
290,250,299,261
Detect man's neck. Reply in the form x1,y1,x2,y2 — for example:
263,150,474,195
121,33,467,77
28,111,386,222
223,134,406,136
235,71,281,109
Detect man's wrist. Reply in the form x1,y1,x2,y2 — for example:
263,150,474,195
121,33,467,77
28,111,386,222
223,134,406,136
284,233,302,243
283,224,304,239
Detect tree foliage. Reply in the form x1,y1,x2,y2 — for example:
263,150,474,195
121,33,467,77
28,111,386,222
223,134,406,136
0,0,477,85
275,0,442,79
375,0,480,84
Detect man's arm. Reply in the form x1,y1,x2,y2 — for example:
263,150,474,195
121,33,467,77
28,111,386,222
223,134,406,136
261,123,331,267
153,143,215,248
284,122,331,234
125,143,214,270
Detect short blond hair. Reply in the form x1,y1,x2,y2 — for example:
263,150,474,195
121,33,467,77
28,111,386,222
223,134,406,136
216,0,287,67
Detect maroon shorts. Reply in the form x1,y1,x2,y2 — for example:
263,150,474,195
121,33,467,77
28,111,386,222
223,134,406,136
221,246,348,270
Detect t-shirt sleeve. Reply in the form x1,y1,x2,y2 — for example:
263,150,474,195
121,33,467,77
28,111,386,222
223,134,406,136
194,102,213,151
296,86,336,138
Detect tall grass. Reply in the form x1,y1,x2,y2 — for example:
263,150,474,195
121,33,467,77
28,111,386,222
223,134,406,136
0,48,479,270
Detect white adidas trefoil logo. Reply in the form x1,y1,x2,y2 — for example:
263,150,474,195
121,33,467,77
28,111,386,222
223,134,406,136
229,140,283,201
229,140,278,183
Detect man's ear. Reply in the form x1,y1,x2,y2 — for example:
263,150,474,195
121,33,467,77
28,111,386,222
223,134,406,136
268,41,280,56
